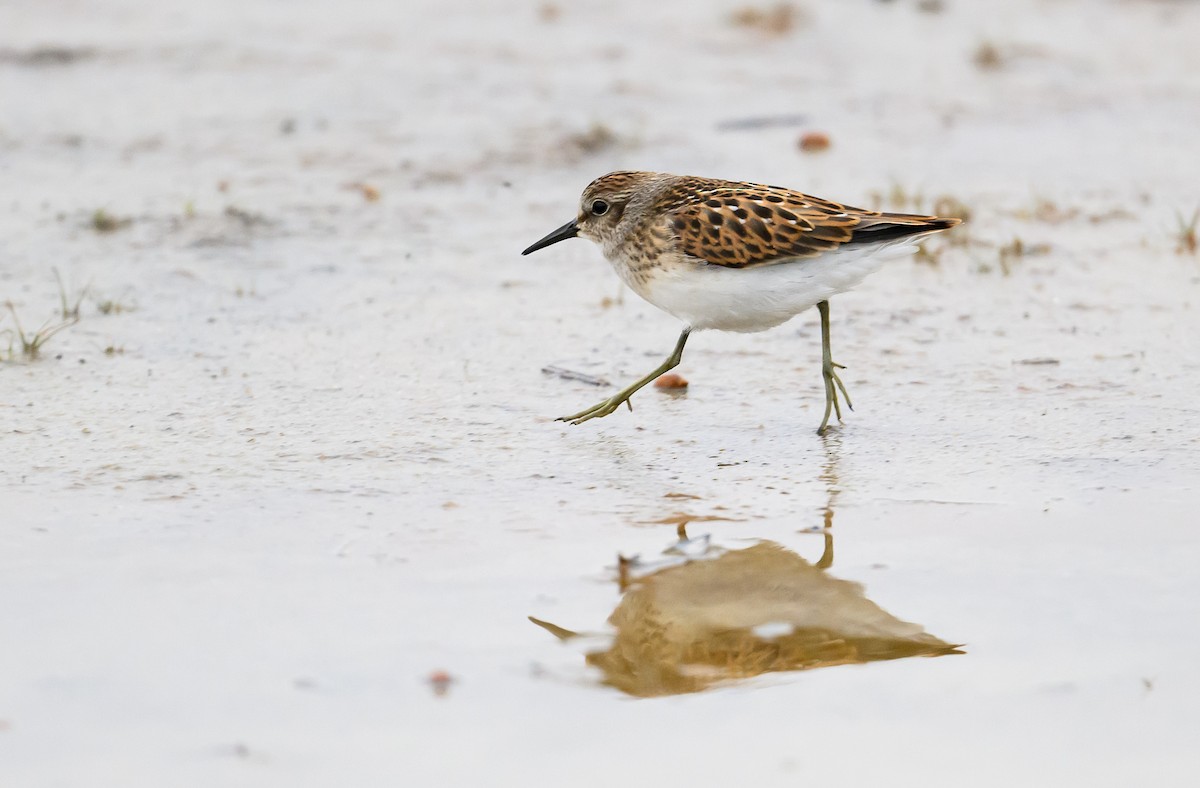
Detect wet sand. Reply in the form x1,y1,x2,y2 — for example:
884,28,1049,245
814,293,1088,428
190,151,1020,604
2,0,1199,785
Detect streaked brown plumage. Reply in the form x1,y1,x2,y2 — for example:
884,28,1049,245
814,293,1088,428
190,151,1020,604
668,181,954,267
522,171,962,433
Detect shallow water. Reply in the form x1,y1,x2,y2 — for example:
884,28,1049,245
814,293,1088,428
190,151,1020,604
2,0,1200,785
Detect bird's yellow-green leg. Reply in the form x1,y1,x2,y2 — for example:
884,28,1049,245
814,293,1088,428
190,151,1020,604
816,300,854,435
559,328,691,425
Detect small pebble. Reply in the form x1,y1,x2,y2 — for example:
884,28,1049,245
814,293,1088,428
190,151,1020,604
798,131,831,153
654,373,689,389
428,670,454,696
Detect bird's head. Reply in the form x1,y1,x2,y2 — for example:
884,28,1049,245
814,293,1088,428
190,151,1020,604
521,171,658,255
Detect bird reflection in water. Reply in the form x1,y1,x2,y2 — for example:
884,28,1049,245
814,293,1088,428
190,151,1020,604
530,522,961,698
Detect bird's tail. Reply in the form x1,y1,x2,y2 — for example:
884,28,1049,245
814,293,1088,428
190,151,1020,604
848,214,962,245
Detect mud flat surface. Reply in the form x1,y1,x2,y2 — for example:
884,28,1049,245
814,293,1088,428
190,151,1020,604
2,0,1199,785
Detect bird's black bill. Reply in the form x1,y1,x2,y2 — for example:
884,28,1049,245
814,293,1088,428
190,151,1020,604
521,219,578,255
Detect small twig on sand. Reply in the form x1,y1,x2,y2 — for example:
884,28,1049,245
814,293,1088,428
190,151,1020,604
541,365,611,387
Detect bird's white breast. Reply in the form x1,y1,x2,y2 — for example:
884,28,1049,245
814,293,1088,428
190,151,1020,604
623,243,915,333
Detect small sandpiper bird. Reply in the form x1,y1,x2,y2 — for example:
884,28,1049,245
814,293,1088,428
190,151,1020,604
522,171,961,434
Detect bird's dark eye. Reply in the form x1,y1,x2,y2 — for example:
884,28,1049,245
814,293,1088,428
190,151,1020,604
590,200,610,216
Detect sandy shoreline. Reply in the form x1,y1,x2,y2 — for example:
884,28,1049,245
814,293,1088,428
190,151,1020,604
3,0,1200,785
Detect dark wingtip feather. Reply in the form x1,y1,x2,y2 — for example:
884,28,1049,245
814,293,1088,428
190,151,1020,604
848,216,962,245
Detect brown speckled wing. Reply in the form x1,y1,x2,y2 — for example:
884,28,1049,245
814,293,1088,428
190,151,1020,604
661,179,957,269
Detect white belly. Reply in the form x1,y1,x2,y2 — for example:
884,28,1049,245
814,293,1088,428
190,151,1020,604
627,243,914,333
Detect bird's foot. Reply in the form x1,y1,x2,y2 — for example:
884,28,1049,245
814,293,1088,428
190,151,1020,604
816,361,854,435
558,392,634,425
